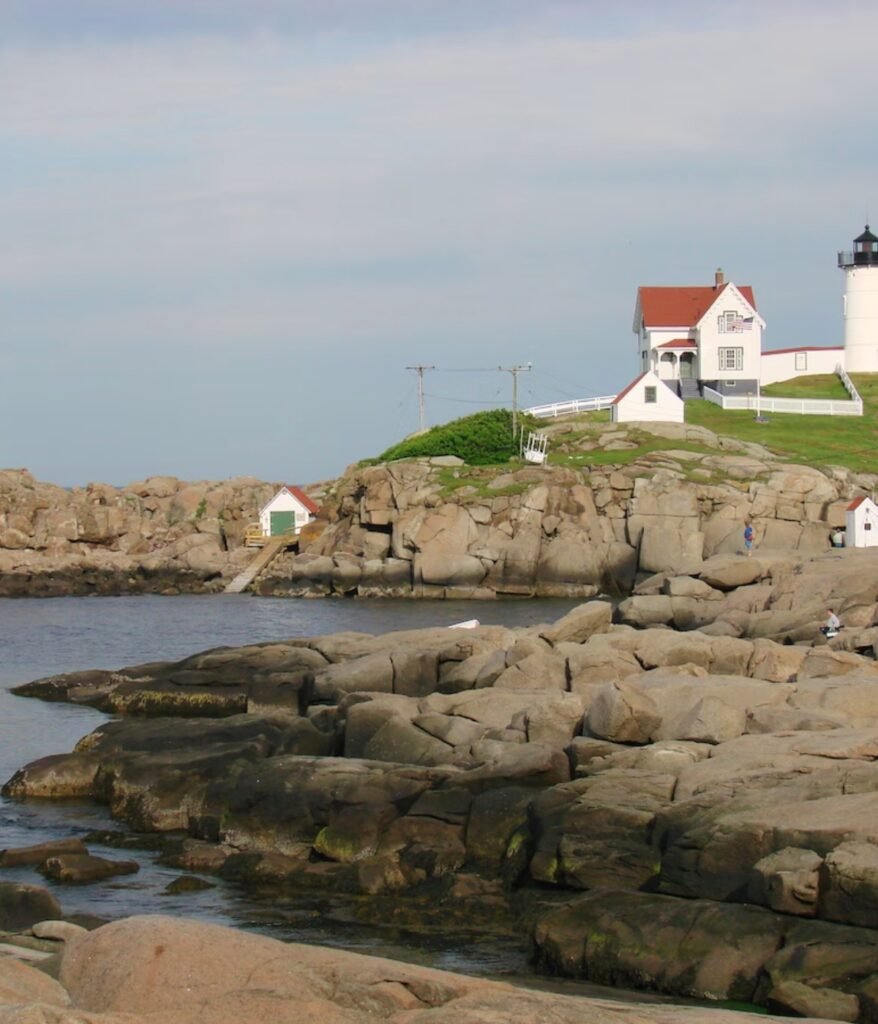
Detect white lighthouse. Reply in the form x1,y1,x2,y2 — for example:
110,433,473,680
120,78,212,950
839,225,878,372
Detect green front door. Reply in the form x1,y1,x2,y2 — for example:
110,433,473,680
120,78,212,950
270,510,295,536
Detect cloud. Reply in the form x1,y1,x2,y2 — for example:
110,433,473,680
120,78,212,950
0,2,876,483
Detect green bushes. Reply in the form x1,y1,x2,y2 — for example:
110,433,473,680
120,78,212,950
378,409,533,465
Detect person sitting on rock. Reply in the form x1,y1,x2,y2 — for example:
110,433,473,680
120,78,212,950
820,609,841,636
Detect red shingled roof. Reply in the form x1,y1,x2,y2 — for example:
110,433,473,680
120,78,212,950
286,486,320,515
848,496,870,511
656,338,697,349
638,284,756,328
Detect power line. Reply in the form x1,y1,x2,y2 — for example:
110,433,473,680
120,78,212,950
423,392,500,405
433,367,503,374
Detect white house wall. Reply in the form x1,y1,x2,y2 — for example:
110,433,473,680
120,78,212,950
697,288,762,385
614,377,684,424
846,500,878,548
259,491,314,535
642,328,694,377
760,348,843,386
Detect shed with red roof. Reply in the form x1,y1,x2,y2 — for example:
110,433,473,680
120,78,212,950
845,495,878,548
259,486,320,537
612,369,683,425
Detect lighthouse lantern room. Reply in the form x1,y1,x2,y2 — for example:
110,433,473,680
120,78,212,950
839,225,878,373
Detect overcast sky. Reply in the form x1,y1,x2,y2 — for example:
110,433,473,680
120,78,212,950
2,1,876,487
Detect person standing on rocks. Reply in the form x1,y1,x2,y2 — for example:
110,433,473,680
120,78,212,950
743,521,754,557
821,609,841,636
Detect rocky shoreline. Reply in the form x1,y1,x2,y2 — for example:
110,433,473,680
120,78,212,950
6,546,878,1019
0,911,815,1024
4,419,878,599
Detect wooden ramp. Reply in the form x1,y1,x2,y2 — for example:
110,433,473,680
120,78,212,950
224,535,293,594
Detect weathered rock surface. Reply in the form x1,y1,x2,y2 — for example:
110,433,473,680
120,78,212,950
0,469,308,595
10,558,878,1017
0,912,821,1024
0,882,62,931
4,415,877,597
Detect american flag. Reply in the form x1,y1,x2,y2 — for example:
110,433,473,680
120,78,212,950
741,316,754,331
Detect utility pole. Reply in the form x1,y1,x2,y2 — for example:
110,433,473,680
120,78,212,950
498,363,532,439
406,365,435,433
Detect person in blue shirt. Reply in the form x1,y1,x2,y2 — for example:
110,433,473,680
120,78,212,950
743,522,754,557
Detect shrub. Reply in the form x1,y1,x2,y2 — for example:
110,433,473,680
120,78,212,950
378,409,532,465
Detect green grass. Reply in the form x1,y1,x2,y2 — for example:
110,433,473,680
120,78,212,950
684,374,878,473
364,375,878,479
761,373,848,400
376,408,535,465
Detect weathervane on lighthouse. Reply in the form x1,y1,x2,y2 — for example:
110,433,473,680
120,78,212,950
838,224,878,373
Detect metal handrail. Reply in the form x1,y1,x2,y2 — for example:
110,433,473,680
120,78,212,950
838,251,878,268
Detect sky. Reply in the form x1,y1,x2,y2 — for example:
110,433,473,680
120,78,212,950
2,0,877,487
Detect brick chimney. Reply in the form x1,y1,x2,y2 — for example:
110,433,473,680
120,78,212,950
715,268,725,288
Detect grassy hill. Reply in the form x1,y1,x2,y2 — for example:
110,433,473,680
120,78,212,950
367,375,878,477
684,374,878,473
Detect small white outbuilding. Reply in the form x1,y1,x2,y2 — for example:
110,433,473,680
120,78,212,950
845,496,878,548
612,369,684,424
259,486,320,537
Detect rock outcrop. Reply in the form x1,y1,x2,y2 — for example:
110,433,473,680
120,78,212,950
262,422,875,598
5,418,875,598
0,913,810,1024
9,551,878,1017
0,469,296,595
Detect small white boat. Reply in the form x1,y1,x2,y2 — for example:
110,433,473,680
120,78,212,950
448,619,480,629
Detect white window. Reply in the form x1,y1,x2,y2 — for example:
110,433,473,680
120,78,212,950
795,351,807,371
644,386,657,404
718,311,740,334
718,347,743,371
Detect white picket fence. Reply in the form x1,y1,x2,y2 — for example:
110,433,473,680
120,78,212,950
527,365,863,421
526,395,616,418
703,365,862,417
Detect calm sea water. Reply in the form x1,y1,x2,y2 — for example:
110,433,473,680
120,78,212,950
0,594,581,974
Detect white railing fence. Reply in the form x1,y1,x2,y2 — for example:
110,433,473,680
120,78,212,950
526,395,616,418
703,369,862,417
531,364,863,421
837,363,862,403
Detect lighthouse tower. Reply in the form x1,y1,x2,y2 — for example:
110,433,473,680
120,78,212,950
839,224,878,372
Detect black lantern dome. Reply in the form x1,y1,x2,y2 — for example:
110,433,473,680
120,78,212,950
839,225,878,268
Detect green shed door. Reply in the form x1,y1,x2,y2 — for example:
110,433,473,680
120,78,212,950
270,510,295,535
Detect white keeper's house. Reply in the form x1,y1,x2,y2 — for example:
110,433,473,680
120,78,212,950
629,225,878,401
527,224,878,423
633,269,765,400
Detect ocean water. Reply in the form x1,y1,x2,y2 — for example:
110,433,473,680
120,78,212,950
0,594,582,974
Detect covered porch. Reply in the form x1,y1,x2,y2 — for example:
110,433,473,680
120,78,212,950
653,339,698,383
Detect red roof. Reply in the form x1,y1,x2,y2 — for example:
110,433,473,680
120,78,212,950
638,283,757,328
286,486,320,515
847,496,870,511
656,338,697,349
